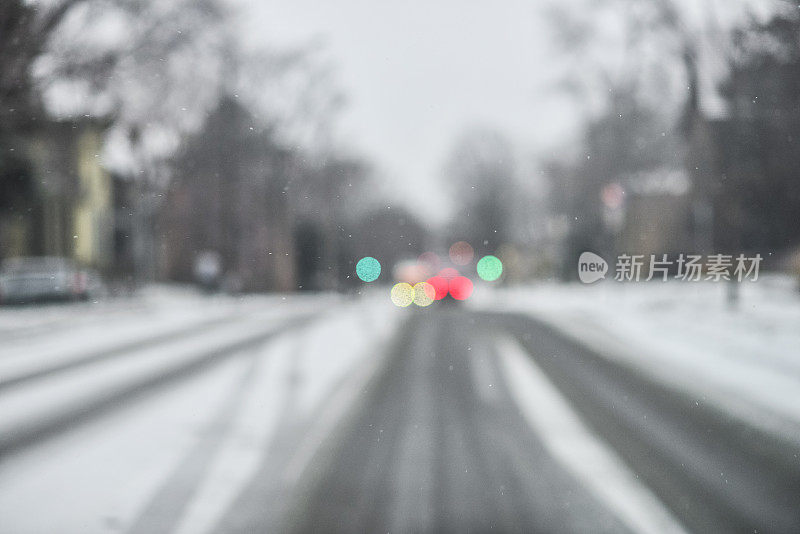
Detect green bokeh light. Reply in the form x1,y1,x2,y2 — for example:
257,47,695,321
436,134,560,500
477,255,503,281
356,256,381,282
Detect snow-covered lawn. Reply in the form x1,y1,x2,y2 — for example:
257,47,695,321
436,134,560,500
473,275,800,443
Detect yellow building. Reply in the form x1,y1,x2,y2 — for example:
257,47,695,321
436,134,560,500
72,128,113,269
1,121,113,270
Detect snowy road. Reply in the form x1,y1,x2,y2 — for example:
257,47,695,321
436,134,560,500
1,291,799,533
287,308,800,534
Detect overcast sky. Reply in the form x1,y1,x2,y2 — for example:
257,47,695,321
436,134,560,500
241,0,580,224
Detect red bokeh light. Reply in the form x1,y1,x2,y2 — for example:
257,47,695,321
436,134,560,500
448,276,473,300
426,276,449,300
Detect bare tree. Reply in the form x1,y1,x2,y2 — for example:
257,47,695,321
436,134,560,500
444,128,516,256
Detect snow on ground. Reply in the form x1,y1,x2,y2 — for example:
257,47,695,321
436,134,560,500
0,285,211,336
172,297,400,534
0,284,338,340
291,299,399,416
472,275,800,443
0,353,253,534
0,305,309,444
0,286,333,386
0,293,401,534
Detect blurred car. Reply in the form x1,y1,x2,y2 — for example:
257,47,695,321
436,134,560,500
0,257,105,305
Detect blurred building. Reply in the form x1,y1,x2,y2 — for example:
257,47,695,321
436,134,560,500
616,168,693,258
0,120,115,271
159,97,297,292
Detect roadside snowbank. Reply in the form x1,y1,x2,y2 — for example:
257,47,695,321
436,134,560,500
473,275,800,441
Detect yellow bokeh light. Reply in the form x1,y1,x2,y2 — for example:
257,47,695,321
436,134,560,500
390,282,415,307
413,282,435,307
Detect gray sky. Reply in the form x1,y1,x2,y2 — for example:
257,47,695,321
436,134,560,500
242,0,579,223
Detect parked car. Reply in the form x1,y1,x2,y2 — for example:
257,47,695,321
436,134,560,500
0,257,105,305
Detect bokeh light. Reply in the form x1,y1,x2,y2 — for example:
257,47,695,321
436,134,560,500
426,276,449,300
390,282,415,307
601,182,625,210
417,252,441,271
413,282,436,307
449,241,474,265
476,255,503,281
448,276,473,300
356,256,381,282
394,260,430,284
438,267,459,280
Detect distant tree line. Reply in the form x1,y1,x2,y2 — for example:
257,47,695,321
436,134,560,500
0,0,394,292
543,1,800,278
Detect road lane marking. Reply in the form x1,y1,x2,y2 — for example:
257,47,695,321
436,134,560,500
171,335,296,534
496,335,687,534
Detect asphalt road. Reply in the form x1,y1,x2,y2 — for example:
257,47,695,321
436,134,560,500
277,307,800,534
496,311,800,534
4,303,799,533
285,309,631,534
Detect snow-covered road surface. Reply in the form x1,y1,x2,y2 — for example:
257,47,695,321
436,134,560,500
472,277,800,444
1,284,798,533
0,291,399,533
